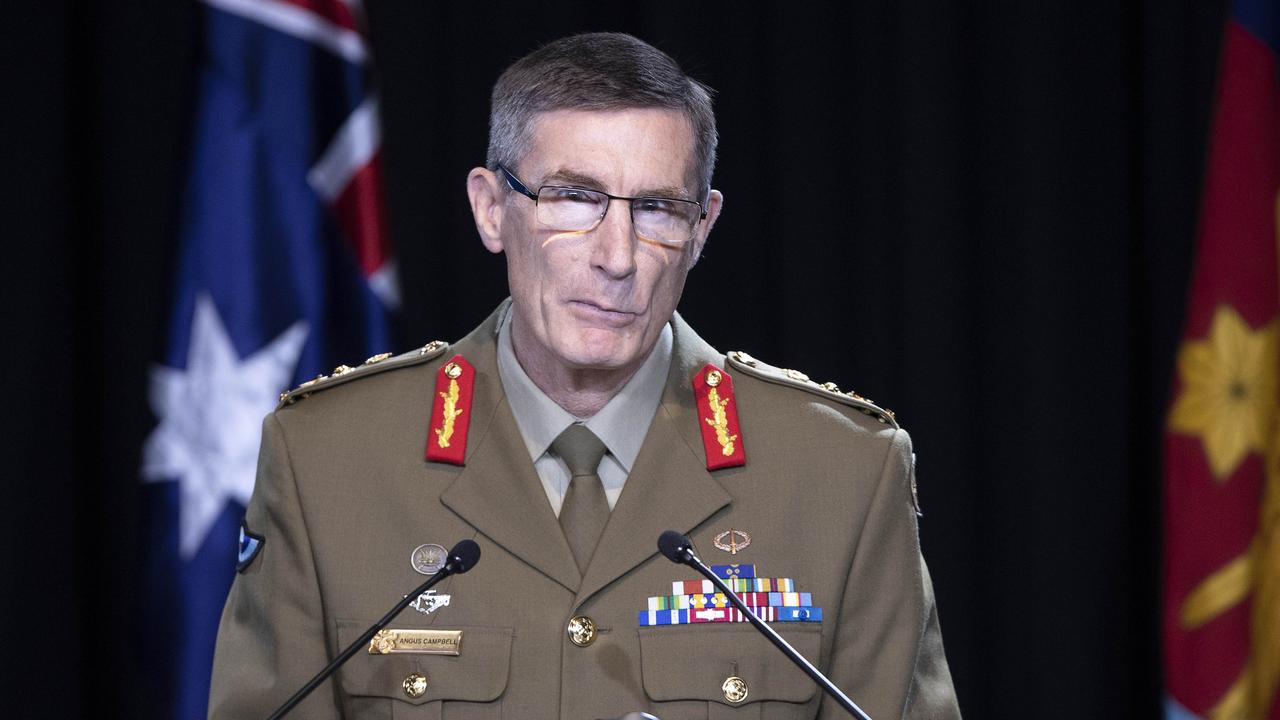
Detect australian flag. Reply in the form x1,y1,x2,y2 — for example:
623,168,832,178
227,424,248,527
139,0,395,716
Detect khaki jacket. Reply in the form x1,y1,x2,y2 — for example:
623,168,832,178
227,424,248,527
210,302,960,719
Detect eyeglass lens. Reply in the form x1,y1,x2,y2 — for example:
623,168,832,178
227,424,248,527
536,187,698,246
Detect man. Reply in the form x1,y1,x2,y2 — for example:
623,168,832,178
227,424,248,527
211,32,959,719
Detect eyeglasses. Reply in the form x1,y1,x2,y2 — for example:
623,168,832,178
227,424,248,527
497,164,706,247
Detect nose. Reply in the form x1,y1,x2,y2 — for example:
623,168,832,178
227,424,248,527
590,198,638,279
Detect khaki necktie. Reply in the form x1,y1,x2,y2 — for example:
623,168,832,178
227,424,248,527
551,424,609,574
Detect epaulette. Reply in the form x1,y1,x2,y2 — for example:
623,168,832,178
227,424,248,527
277,340,450,408
725,350,900,429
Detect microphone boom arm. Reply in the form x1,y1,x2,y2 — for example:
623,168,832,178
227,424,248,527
658,531,872,720
266,539,480,719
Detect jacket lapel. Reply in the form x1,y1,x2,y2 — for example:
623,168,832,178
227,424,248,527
573,313,732,607
438,303,582,594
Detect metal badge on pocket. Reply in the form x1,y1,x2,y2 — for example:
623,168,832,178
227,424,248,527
368,629,463,655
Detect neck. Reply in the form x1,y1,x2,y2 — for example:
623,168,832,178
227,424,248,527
511,321,645,419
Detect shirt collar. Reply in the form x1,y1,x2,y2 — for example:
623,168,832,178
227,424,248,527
496,309,673,473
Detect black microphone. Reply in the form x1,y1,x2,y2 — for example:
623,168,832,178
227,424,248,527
268,539,481,719
656,530,872,720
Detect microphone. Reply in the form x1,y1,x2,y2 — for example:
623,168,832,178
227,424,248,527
443,538,482,573
657,529,696,564
656,530,872,720
268,539,481,719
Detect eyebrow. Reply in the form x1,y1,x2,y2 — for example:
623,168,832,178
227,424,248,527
541,168,692,201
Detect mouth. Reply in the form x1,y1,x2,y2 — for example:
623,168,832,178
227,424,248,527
567,300,639,328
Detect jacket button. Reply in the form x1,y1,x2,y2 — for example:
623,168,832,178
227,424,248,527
722,676,748,703
403,673,428,698
566,615,597,647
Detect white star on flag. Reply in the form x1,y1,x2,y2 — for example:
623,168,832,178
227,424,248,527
143,293,309,559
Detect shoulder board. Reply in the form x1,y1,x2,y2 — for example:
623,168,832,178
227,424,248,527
725,350,900,429
277,340,450,408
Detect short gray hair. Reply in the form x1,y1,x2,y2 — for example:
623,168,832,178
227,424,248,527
486,32,718,198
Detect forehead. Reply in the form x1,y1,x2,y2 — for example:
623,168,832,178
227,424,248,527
523,108,697,193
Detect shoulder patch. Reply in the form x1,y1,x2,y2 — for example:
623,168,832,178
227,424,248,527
725,350,900,429
277,340,450,408
237,521,264,572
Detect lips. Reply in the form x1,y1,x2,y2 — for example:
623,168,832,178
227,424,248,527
567,300,639,328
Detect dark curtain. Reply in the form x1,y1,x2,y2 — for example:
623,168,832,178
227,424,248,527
1,1,1228,717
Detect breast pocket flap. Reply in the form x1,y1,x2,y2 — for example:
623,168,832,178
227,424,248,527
638,624,822,706
335,621,513,706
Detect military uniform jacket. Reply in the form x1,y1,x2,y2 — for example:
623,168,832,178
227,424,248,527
210,301,960,719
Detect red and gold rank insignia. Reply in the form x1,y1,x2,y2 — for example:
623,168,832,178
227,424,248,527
425,355,475,466
693,364,746,470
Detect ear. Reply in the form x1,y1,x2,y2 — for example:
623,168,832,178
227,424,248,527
467,167,506,254
685,189,723,269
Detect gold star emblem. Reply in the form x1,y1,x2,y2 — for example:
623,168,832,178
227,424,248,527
1169,305,1280,481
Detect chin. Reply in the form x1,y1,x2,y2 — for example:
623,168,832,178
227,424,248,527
556,332,643,371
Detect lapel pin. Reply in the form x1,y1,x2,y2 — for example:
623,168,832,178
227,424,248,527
411,543,448,575
409,589,452,615
713,528,751,555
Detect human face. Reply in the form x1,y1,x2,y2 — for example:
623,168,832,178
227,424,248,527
475,108,722,376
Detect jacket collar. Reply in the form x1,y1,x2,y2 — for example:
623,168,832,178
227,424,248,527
439,300,732,598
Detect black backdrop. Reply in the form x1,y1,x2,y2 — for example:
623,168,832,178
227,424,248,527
2,1,1230,717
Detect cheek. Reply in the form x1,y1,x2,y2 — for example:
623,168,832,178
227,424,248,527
637,246,691,305
506,239,584,319
506,234,556,284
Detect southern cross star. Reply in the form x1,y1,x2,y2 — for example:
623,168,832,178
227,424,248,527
143,293,309,559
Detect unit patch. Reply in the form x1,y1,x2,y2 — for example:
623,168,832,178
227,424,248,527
237,522,264,572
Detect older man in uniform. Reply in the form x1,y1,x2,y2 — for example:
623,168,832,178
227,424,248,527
210,32,960,719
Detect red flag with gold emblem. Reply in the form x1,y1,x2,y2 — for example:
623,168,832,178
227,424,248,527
1162,1,1280,718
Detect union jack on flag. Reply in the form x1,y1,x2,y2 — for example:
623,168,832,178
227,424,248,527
139,0,396,716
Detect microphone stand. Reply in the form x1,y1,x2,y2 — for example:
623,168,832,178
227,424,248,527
267,541,478,719
660,532,872,720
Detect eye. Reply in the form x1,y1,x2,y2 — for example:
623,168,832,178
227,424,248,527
547,187,600,204
633,198,679,215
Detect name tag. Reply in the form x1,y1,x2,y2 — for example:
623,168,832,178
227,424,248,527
368,628,463,656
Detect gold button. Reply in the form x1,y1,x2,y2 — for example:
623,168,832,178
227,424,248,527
705,369,722,387
444,362,463,379
566,615,597,647
403,672,428,699
722,675,748,703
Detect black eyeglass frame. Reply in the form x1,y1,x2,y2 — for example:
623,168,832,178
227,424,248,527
496,164,708,241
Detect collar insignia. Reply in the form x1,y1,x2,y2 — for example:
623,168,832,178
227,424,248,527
426,355,475,465
693,364,747,470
